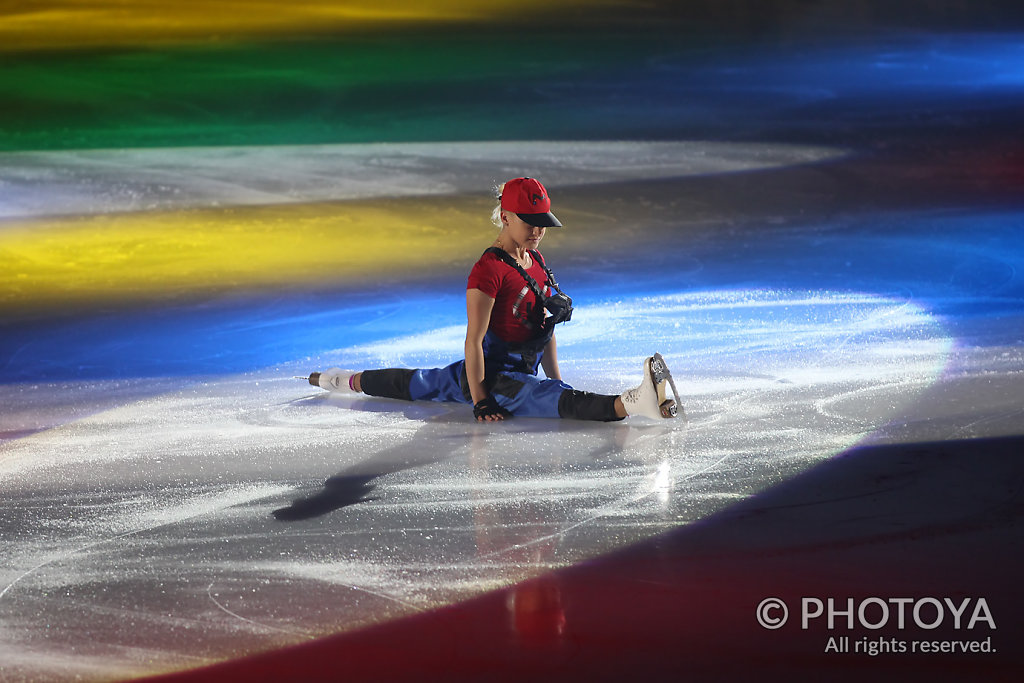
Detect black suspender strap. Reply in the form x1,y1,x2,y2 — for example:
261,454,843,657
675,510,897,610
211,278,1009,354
483,247,574,333
530,250,568,298
484,247,548,299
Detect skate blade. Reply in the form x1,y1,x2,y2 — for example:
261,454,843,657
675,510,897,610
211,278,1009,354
651,353,684,420
650,353,671,383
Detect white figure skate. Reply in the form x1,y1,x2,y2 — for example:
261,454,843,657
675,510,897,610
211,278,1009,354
620,353,683,419
302,367,356,393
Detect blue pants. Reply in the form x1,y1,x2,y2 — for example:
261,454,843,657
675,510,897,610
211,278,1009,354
408,361,570,418
359,360,621,422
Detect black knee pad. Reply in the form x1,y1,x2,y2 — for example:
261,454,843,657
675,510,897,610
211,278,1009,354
360,368,416,401
557,390,623,422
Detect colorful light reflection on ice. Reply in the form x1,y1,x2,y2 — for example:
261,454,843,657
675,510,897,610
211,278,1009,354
329,287,953,458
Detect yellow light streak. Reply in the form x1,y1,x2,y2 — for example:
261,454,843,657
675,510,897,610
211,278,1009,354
0,197,518,312
0,0,584,52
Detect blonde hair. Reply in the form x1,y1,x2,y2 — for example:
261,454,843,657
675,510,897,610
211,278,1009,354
490,181,505,228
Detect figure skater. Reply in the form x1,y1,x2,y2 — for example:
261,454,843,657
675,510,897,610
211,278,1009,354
304,177,680,423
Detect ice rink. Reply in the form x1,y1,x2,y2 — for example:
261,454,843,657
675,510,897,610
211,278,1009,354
2,4,1023,682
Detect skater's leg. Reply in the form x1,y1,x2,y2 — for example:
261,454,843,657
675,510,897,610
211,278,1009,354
486,372,621,421
485,372,566,418
558,389,624,422
359,368,417,400
499,352,684,421
407,362,472,403
358,362,470,405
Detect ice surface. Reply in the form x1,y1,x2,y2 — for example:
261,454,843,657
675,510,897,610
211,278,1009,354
1,138,1021,680
0,284,953,677
0,141,842,219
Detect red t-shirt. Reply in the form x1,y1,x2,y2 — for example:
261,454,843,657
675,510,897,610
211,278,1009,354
467,250,550,343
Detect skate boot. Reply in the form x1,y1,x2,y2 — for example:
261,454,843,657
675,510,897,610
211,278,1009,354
620,353,683,419
303,368,357,393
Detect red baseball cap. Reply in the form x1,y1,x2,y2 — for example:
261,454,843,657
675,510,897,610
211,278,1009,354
500,177,562,227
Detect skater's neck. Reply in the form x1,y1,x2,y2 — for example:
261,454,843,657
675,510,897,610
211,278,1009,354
494,239,532,267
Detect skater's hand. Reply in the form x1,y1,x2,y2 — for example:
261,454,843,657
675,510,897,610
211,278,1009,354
473,396,512,422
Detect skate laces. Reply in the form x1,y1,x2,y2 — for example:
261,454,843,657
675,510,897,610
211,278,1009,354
623,368,661,407
622,384,645,404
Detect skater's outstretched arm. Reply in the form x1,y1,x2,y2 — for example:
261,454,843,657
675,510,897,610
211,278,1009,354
465,288,506,421
541,334,561,380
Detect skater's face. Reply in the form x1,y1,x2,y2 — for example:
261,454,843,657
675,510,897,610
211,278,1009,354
502,211,546,250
